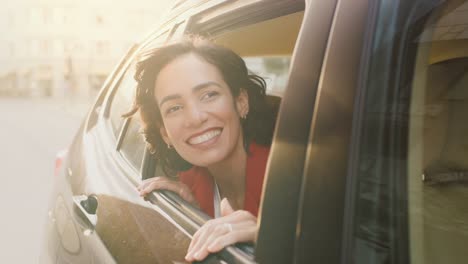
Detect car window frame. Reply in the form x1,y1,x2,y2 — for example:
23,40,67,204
251,0,348,263
340,0,386,262
294,0,376,263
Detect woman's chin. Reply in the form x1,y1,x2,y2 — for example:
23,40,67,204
184,148,228,168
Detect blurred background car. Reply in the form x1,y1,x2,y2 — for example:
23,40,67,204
41,0,468,263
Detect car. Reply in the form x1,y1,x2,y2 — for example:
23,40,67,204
40,0,468,263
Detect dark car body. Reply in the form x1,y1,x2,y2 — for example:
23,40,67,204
41,0,468,263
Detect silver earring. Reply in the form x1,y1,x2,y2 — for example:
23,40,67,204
167,143,172,149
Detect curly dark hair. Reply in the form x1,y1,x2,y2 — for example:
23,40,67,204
124,36,277,175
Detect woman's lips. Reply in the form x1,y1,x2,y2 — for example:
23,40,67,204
187,128,222,145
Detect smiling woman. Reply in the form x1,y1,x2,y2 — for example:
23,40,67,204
155,53,248,171
123,36,277,262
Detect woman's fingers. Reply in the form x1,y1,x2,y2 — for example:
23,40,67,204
138,177,168,195
207,224,257,252
137,177,166,192
136,178,152,191
185,210,257,262
137,177,196,203
187,221,256,261
187,221,220,260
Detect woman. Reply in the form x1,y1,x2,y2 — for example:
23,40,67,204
127,36,276,262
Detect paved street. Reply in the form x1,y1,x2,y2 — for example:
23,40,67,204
0,97,92,263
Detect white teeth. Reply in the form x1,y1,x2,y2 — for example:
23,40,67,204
188,129,221,145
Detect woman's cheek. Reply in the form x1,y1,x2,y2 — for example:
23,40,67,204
164,117,184,140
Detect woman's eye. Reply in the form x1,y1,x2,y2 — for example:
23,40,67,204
201,91,219,101
165,105,182,115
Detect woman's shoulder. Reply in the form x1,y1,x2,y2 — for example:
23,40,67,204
247,142,271,177
178,166,210,186
249,142,271,160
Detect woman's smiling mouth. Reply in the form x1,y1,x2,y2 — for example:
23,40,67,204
187,128,222,145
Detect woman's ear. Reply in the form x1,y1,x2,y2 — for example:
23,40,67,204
236,89,249,118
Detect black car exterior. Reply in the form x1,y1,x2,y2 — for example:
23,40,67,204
41,0,468,263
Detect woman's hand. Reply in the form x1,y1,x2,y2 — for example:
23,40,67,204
137,177,196,204
185,198,257,262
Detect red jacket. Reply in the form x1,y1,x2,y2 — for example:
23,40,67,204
179,143,270,218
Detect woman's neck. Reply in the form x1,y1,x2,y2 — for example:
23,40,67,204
207,140,247,210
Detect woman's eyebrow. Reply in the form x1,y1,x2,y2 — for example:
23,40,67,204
192,81,222,93
159,94,181,107
159,81,222,107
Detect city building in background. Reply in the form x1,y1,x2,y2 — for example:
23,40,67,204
0,0,173,98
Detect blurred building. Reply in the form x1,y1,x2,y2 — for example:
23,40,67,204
0,0,173,98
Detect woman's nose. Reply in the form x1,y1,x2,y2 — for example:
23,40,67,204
183,104,208,128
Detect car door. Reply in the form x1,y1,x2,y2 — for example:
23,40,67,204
340,0,468,264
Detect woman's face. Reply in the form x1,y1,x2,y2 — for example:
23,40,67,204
154,53,249,167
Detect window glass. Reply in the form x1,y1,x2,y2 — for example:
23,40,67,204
109,68,137,138
120,116,146,172
107,65,145,171
408,2,468,264
350,1,468,264
107,30,169,138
